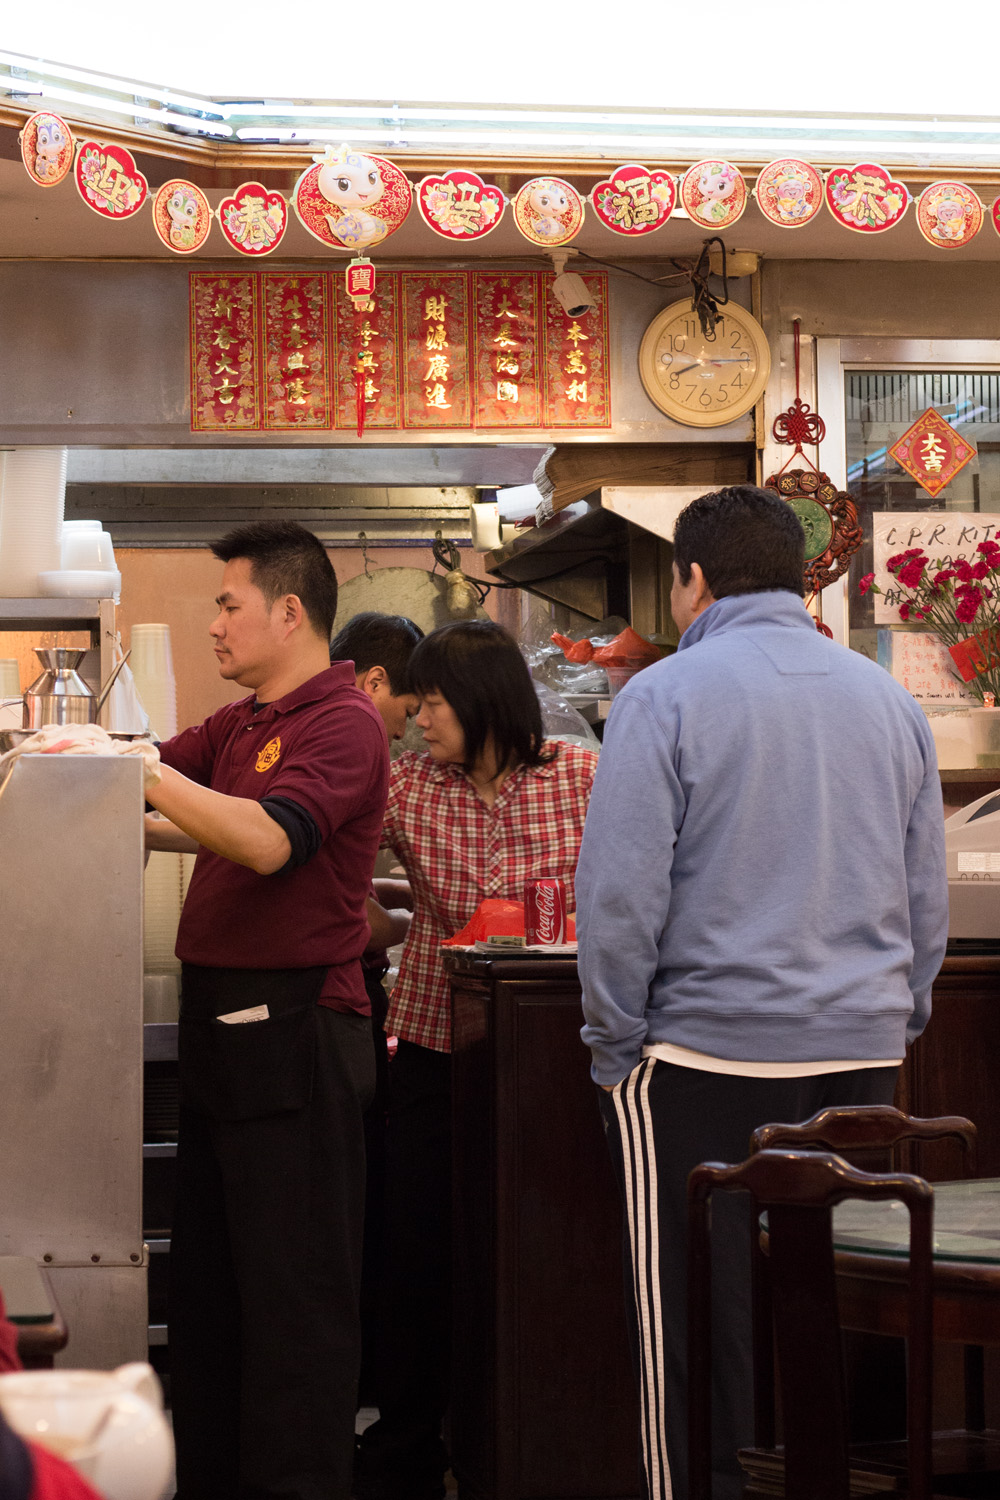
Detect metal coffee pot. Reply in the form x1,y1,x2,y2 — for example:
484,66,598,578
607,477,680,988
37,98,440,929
23,648,97,728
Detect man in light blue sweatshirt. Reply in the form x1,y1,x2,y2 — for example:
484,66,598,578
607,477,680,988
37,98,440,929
577,485,948,1500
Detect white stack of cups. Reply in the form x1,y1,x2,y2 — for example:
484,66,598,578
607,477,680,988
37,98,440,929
131,624,184,1014
0,447,67,595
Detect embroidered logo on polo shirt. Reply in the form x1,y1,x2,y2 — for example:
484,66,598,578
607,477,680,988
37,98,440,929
256,736,281,772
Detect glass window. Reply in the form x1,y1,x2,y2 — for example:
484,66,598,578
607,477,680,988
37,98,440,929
845,371,1000,657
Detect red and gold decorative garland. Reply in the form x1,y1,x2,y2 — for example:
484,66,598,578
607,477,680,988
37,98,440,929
17,114,998,253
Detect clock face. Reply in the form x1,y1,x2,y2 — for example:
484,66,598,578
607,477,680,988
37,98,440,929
638,300,771,428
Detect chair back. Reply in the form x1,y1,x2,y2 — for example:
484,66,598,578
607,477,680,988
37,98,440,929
687,1149,934,1500
750,1104,977,1175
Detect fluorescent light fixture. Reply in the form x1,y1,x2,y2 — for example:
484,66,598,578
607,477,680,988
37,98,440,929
0,50,220,115
33,82,233,135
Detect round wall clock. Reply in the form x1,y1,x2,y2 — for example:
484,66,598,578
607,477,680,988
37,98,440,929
638,300,771,428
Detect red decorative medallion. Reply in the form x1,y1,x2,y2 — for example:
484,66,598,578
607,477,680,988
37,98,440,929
590,163,674,235
512,177,585,247
888,407,976,498
19,112,74,187
416,169,505,240
825,163,908,233
916,182,983,249
216,183,287,256
152,180,212,254
293,146,411,252
680,160,747,229
74,141,147,218
754,159,823,228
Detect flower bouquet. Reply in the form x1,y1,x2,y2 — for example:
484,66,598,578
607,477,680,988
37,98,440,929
859,539,1000,706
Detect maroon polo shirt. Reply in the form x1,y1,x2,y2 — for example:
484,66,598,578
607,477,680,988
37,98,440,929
159,662,389,1013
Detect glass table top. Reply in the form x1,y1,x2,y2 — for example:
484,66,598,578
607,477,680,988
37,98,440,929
832,1178,1000,1265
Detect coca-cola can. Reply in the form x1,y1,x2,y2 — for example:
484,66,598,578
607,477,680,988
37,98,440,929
524,877,568,946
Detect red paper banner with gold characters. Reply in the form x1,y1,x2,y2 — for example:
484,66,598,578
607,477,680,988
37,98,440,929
472,272,540,428
401,272,471,428
189,267,610,433
190,273,261,431
262,273,331,430
333,276,402,429
541,271,610,428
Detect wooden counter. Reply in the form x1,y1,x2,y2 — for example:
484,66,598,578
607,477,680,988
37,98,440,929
446,946,1000,1499
896,949,1000,1180
447,950,639,1500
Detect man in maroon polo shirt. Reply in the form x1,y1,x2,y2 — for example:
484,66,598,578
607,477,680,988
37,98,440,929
143,521,389,1500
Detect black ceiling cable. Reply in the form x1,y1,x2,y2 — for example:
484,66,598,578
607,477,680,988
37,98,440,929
575,237,730,340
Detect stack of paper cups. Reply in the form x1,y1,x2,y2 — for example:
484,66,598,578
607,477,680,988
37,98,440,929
144,850,183,977
130,623,178,740
134,621,185,978
0,660,20,697
0,447,67,595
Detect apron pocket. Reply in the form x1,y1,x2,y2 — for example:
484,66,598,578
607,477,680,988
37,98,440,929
180,1002,318,1122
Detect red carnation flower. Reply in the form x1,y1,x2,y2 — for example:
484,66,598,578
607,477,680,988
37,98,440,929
972,560,990,580
898,601,911,621
858,572,875,594
932,568,956,587
955,559,975,583
897,558,927,588
977,540,1000,559
955,586,984,624
886,548,924,571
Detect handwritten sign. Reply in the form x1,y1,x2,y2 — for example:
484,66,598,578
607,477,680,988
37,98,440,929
877,628,976,704
872,511,1000,624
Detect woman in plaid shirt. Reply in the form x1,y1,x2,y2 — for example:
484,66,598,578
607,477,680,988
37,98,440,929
358,621,597,1500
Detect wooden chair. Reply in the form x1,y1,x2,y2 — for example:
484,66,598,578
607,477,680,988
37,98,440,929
687,1149,937,1500
751,1107,991,1446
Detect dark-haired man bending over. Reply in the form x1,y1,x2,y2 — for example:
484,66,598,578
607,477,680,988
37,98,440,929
329,610,423,1403
145,522,389,1500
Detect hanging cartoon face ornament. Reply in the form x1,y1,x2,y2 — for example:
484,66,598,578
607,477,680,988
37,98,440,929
35,117,68,181
317,147,388,249
166,185,200,249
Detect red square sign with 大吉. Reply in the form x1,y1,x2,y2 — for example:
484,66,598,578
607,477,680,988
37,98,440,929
888,407,976,498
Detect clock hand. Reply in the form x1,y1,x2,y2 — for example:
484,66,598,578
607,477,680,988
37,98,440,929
672,357,751,374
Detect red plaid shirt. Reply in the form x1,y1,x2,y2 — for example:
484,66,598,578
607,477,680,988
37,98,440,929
383,741,598,1052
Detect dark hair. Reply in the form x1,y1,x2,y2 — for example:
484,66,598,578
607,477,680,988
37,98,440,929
211,521,338,639
673,485,805,598
407,620,546,776
329,611,424,693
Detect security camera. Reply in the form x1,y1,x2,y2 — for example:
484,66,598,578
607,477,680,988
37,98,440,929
550,251,597,317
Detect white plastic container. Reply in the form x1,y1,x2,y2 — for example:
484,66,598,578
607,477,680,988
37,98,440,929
0,447,67,595
969,706,1000,768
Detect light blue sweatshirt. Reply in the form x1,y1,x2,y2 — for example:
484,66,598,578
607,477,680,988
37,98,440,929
577,591,949,1086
